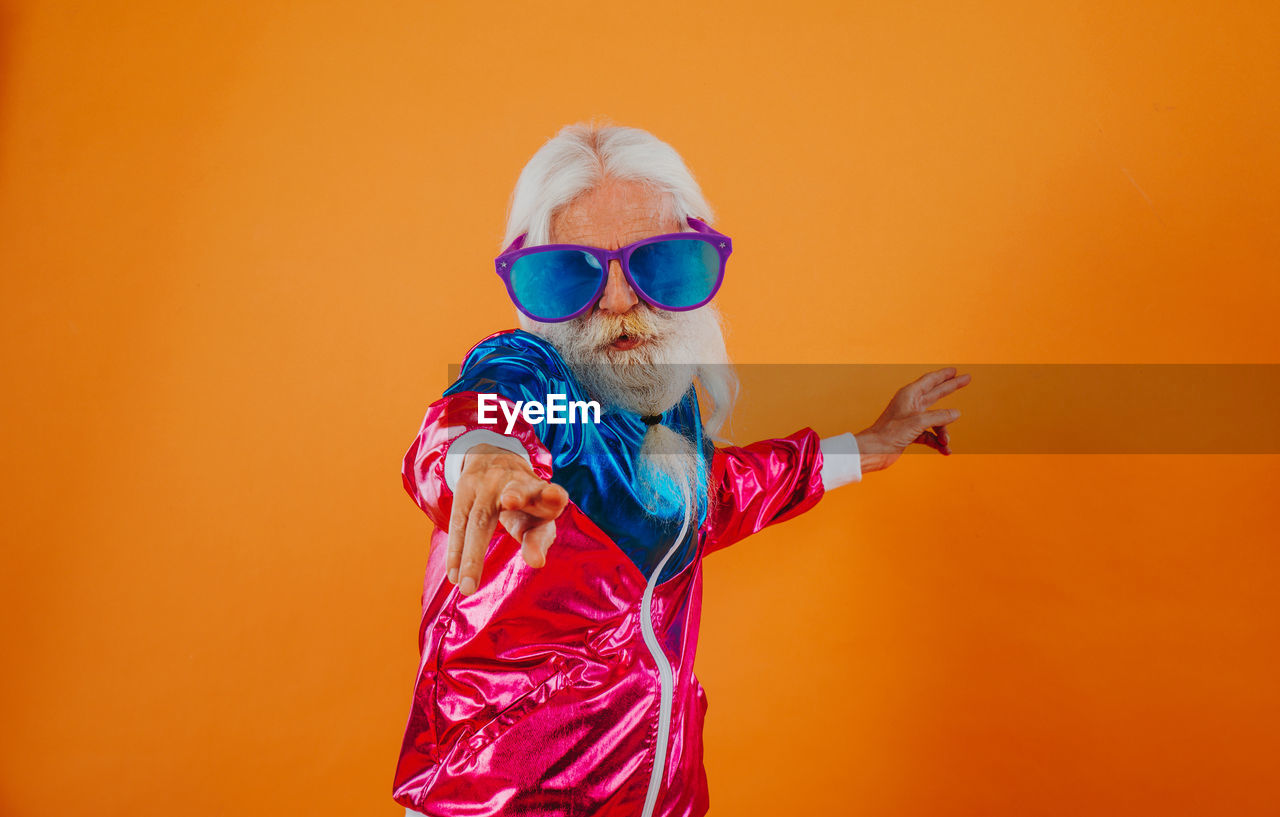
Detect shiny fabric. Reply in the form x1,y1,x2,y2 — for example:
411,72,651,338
439,330,711,584
394,330,826,816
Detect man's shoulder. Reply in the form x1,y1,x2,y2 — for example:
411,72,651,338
444,329,577,400
461,328,562,365
457,328,574,377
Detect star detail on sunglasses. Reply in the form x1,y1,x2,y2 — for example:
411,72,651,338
500,261,507,268
719,242,726,248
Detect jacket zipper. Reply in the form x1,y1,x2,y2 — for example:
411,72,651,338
638,483,693,817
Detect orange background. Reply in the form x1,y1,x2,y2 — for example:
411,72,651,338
2,1,1278,815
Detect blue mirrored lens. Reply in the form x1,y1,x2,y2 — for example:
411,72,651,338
628,239,720,309
509,250,604,320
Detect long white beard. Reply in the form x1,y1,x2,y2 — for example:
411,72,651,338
522,304,737,519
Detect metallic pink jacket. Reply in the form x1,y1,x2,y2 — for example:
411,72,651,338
393,351,826,816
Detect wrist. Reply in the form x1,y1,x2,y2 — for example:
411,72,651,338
462,443,532,474
444,430,536,491
853,431,895,473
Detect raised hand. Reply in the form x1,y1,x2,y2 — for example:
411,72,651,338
854,367,971,472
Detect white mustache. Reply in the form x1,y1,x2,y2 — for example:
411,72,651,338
573,307,677,353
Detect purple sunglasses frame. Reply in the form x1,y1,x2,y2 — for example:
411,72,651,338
493,216,733,323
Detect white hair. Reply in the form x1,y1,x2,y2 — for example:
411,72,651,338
502,122,715,249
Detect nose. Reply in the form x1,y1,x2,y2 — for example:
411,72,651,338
596,260,639,315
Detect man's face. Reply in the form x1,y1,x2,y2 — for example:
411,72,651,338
547,178,681,359
529,177,728,419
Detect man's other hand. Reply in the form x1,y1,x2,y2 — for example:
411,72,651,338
446,443,569,596
855,367,971,472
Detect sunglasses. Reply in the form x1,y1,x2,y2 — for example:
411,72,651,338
494,217,732,323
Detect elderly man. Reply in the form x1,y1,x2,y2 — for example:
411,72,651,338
393,123,969,817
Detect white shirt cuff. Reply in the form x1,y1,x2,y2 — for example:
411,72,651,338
819,432,862,491
442,428,533,491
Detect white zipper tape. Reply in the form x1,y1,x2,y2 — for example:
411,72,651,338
638,482,693,817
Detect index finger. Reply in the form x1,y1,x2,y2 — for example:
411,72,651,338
459,490,502,595
500,479,569,520
911,367,959,394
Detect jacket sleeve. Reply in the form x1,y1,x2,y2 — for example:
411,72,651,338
401,390,554,531
701,427,826,557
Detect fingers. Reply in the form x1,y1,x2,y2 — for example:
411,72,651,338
498,476,547,511
921,371,972,406
913,429,946,453
446,483,476,587
448,476,567,597
920,407,962,429
910,367,959,395
932,424,952,455
915,368,967,456
528,482,570,519
499,478,569,519
458,489,502,595
520,519,557,568
502,508,557,568
917,409,961,456
498,508,531,542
